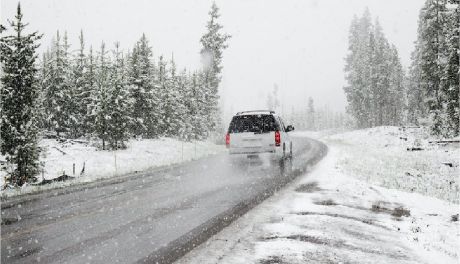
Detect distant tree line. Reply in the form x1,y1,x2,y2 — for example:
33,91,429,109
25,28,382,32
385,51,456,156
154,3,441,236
265,86,350,131
344,1,459,137
0,3,230,186
287,97,351,131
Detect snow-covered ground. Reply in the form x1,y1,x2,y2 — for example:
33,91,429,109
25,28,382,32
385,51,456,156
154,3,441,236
1,138,225,198
322,126,459,204
178,128,459,263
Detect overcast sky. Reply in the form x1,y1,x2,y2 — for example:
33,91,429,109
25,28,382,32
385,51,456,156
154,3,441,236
1,0,425,119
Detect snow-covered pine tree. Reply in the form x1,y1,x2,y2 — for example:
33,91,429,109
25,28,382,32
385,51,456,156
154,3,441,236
343,15,363,126
418,0,448,134
36,51,50,130
177,69,193,141
62,32,80,138
372,20,405,126
199,2,230,136
156,55,169,136
185,71,196,139
344,11,373,128
128,43,141,135
409,0,459,136
440,0,459,136
128,34,158,138
85,46,97,136
163,55,182,137
0,4,42,186
387,45,405,125
188,71,206,140
175,68,190,141
70,30,90,137
92,42,111,149
344,9,405,128
197,70,214,139
107,42,132,149
43,31,72,137
407,39,426,125
370,19,390,126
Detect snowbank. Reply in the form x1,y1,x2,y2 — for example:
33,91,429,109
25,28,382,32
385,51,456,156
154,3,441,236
323,126,459,204
1,138,225,198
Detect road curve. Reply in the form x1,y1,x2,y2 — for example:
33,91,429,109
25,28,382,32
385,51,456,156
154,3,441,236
1,136,327,264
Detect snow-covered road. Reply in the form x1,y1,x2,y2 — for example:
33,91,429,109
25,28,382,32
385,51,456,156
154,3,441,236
0,136,327,264
178,142,459,264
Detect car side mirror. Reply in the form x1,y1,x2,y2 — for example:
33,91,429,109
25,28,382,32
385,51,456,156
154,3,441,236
286,125,294,132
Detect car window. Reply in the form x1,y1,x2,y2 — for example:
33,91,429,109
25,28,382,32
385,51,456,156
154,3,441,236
228,114,279,133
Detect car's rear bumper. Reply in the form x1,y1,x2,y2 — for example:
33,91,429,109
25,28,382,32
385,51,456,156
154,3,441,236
228,146,282,156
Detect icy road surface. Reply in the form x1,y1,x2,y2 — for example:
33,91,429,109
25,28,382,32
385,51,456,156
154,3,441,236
1,136,327,264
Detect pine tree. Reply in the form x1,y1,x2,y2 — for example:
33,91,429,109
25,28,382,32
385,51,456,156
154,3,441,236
36,52,50,130
166,56,188,139
371,19,391,126
409,0,459,136
0,4,42,186
128,34,158,138
440,0,459,136
418,0,448,134
177,69,193,141
156,55,169,136
107,42,132,149
63,33,77,136
199,2,231,136
188,71,206,140
43,31,72,137
164,55,182,137
407,41,426,124
387,45,405,125
344,11,373,128
92,42,111,149
344,9,406,128
85,46,97,135
71,30,90,137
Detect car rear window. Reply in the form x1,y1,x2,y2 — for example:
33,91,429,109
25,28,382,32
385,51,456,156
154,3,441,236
228,115,279,133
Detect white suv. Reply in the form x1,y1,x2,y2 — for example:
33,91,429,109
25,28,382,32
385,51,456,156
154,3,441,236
225,110,294,160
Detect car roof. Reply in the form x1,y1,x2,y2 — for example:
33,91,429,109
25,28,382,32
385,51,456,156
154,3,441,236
235,110,276,116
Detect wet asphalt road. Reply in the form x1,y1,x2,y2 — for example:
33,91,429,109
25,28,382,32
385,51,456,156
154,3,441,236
1,136,327,264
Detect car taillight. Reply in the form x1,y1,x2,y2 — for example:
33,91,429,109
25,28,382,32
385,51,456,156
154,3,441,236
275,130,281,146
225,133,230,147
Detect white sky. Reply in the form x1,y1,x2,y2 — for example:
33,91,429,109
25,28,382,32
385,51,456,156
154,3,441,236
1,0,425,118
